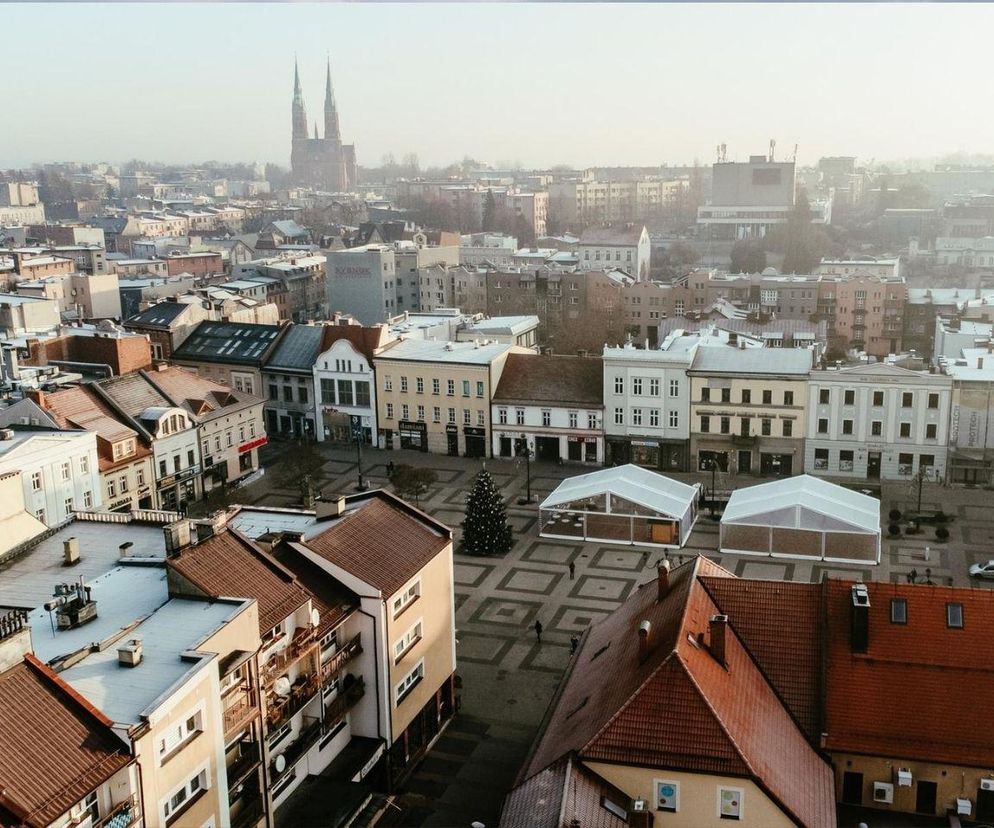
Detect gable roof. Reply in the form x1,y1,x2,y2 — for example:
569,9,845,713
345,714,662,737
493,354,603,407
823,579,994,767
0,398,60,430
579,225,646,246
141,366,261,419
264,324,325,372
166,529,309,634
172,320,285,366
523,558,836,828
300,493,451,597
317,323,394,364
0,655,132,828
540,465,698,520
721,475,880,534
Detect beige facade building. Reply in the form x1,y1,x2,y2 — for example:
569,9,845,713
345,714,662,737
374,338,531,457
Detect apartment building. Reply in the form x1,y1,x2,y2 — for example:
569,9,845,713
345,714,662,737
374,339,528,457
235,255,329,322
805,364,951,481
326,245,397,325
140,365,267,493
314,322,396,445
943,352,994,485
603,340,695,471
459,233,518,269
260,324,324,439
171,320,287,397
577,224,651,280
124,299,213,360
95,372,202,510
492,353,604,464
27,386,156,511
818,273,907,357
688,347,812,476
0,428,101,526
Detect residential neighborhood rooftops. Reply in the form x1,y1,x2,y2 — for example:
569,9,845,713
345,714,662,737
124,301,192,328
377,337,516,365
264,323,325,372
493,353,602,407
0,655,132,828
141,365,262,419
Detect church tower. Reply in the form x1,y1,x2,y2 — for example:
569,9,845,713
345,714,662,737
290,58,357,192
291,58,308,141
324,58,342,149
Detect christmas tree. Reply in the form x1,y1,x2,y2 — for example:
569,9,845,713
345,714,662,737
461,468,513,557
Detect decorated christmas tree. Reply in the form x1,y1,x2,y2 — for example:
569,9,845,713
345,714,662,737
461,468,513,557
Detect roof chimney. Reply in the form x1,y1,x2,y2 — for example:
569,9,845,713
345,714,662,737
709,614,728,667
657,560,671,602
638,620,651,663
117,638,143,668
315,495,347,522
850,583,870,653
63,537,80,567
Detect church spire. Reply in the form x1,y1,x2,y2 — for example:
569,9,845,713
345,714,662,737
291,56,308,141
314,121,319,140
324,55,341,146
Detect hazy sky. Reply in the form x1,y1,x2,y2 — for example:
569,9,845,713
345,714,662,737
4,3,994,170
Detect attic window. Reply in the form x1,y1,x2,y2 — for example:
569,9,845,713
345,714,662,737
590,643,611,661
946,603,964,629
565,697,588,720
890,598,907,625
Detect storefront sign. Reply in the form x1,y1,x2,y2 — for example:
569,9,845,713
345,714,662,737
238,436,268,454
631,440,659,447
445,425,458,434
359,743,385,781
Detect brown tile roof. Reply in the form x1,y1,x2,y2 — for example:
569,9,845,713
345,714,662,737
499,755,630,828
700,576,823,741
492,354,603,407
167,530,309,635
318,323,394,364
823,579,994,767
140,366,261,419
524,558,835,828
0,656,131,828
302,493,450,597
270,543,359,639
43,386,137,444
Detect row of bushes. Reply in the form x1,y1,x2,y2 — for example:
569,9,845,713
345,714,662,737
888,508,948,523
888,523,949,540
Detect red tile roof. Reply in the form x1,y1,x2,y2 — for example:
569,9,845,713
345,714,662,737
523,558,836,828
301,493,451,597
700,576,823,741
318,323,394,364
492,353,604,407
0,656,132,828
823,580,994,767
167,530,309,634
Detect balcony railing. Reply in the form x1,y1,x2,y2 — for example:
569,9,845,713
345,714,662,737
321,633,362,680
93,794,140,828
261,628,316,687
323,675,365,725
230,796,265,828
227,743,262,795
223,690,258,737
266,672,319,729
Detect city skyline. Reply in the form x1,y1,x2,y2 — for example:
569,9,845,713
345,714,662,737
4,3,994,170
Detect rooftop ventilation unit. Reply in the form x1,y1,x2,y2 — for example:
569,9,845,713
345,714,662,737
46,578,97,629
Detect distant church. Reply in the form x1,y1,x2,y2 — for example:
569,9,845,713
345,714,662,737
290,59,357,192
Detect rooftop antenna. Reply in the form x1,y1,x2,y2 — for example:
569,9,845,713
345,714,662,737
769,139,776,162
793,143,799,162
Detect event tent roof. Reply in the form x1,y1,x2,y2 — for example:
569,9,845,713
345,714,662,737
540,464,699,519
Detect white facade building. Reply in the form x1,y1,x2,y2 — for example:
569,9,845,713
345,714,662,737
602,341,694,471
805,364,952,481
314,336,380,445
0,429,102,526
578,225,651,280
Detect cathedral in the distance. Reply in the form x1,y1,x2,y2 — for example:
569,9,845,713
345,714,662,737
290,59,357,192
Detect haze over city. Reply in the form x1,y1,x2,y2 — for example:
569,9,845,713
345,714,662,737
5,2,994,169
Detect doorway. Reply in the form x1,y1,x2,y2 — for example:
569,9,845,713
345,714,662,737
536,436,559,462
841,772,863,806
867,452,881,479
915,781,937,815
738,450,752,475
499,436,513,458
446,430,459,456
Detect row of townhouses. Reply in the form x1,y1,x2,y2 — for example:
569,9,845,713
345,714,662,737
0,474,455,828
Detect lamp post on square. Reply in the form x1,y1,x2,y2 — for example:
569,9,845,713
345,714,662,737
351,415,367,492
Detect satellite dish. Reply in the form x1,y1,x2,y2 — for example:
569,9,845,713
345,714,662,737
274,754,286,773
274,676,291,697
311,608,321,628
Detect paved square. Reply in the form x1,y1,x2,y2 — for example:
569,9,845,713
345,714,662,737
591,547,648,571
520,540,581,566
470,597,542,627
454,562,495,588
496,567,561,595
570,573,636,601
456,632,515,665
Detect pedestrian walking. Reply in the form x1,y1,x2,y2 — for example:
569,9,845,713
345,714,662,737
570,634,579,655
909,568,918,584
568,560,575,580
533,619,543,643
387,460,395,478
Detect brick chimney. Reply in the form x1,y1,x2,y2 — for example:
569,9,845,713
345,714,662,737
25,388,45,408
657,560,671,602
637,620,651,663
709,614,728,667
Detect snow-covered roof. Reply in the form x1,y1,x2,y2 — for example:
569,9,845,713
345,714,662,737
540,464,699,519
721,475,879,534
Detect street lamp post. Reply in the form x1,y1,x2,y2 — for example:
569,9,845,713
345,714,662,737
517,434,533,505
707,458,717,517
351,415,367,492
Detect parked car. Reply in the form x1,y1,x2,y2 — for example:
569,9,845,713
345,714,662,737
968,560,994,580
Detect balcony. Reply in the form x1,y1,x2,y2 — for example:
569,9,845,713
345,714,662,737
261,627,317,687
93,794,140,828
324,675,365,725
267,672,320,729
230,796,265,828
223,690,258,738
321,633,362,681
227,742,262,795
